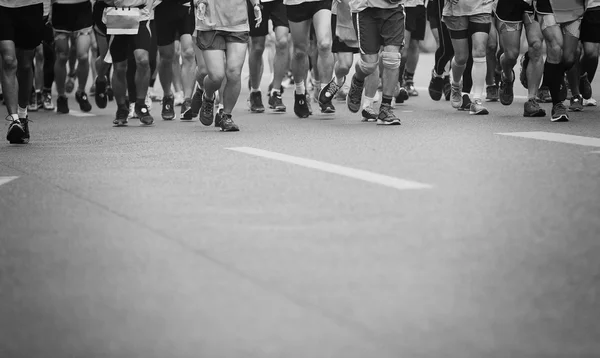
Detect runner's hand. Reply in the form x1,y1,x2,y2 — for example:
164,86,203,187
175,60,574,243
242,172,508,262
254,5,262,28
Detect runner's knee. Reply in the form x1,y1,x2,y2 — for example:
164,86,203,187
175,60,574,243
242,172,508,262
381,51,401,70
357,57,378,75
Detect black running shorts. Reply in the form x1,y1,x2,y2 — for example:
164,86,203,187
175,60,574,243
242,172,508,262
352,6,405,54
0,3,44,50
580,8,600,43
196,30,250,51
109,21,152,63
331,14,358,53
495,0,534,23
286,0,332,23
52,1,93,33
93,0,107,36
405,5,427,41
248,0,288,36
154,1,195,46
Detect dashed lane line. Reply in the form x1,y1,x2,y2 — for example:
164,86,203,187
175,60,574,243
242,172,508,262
227,147,432,191
497,131,600,148
0,176,18,187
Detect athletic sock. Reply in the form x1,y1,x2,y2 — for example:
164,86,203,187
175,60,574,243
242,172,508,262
381,95,392,106
544,61,564,105
295,81,306,95
471,56,487,101
404,71,414,82
451,58,466,86
581,56,599,82
17,106,27,119
251,88,260,93
363,96,374,109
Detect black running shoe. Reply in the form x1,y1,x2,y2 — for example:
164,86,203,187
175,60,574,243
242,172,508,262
162,95,175,120
318,77,343,106
249,91,265,113
428,70,444,101
57,95,69,114
320,101,335,113
76,91,92,112
346,75,364,113
377,104,401,125
180,98,194,120
186,87,203,119
94,77,108,109
6,116,28,144
579,73,592,100
551,102,569,122
538,86,552,103
268,90,286,112
199,94,215,126
135,103,154,125
293,92,310,118
395,86,409,104
499,70,515,105
458,94,472,111
218,113,240,132
113,106,129,126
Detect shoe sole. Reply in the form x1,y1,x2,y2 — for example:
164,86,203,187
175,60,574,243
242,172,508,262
523,110,546,117
551,115,569,122
469,109,489,115
162,113,176,120
569,107,583,112
200,117,214,126
269,106,286,112
376,119,400,125
250,108,265,113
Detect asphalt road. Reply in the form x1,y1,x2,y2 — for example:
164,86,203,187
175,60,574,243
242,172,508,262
1,53,599,358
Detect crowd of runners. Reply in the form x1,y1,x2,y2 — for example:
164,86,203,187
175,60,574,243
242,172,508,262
1,0,599,143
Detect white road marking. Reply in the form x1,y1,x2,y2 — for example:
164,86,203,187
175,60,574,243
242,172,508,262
497,131,600,148
0,176,18,187
69,110,96,117
227,147,432,190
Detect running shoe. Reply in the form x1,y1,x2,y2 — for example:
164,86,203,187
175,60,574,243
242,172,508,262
428,70,444,101
404,80,419,97
486,84,499,102
395,84,409,104
188,87,204,118
377,104,401,125
113,106,129,127
180,98,193,120
107,86,114,102
319,77,343,106
249,91,265,113
500,69,515,105
320,101,335,113
450,82,463,109
128,103,138,120
569,94,584,112
162,95,175,120
347,75,364,113
57,95,69,114
6,116,28,144
268,90,286,112
519,52,529,89
75,91,92,112
361,105,378,122
538,86,552,103
583,97,597,106
218,113,240,132
28,90,39,112
94,77,108,109
523,98,546,117
135,103,154,125
199,94,215,126
459,94,471,111
443,76,451,101
42,90,54,110
293,92,310,118
579,73,592,100
551,102,569,122
469,99,489,115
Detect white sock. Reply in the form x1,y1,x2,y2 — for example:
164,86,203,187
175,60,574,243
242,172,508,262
11,113,19,121
270,88,279,96
295,81,306,95
251,88,260,93
363,96,374,109
472,56,487,101
17,106,27,119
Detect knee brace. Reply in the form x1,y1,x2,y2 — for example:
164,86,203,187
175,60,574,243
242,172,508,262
357,57,379,75
381,51,402,70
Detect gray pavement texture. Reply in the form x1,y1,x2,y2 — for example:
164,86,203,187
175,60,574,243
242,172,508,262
1,54,600,358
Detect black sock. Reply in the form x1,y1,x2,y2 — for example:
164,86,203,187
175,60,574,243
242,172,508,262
544,61,564,105
382,95,392,106
149,77,156,88
581,55,599,83
135,98,145,108
404,71,414,82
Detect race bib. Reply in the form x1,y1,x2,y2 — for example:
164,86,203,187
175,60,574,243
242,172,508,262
103,7,141,35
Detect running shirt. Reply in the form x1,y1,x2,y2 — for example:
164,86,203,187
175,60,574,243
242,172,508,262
44,0,51,14
405,0,425,7
52,0,90,3
196,0,249,32
442,0,495,16
550,0,585,22
349,0,400,13
0,0,43,6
